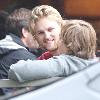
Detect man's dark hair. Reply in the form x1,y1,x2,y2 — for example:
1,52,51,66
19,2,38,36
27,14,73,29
6,8,31,37
0,10,9,40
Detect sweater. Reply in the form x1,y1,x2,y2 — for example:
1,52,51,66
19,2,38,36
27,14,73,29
8,54,99,82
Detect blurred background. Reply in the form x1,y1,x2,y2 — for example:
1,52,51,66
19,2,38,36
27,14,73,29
0,0,100,50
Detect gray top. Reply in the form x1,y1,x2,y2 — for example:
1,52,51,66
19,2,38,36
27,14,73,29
8,55,99,82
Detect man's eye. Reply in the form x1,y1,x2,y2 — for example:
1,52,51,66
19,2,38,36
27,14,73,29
48,28,54,32
37,31,44,35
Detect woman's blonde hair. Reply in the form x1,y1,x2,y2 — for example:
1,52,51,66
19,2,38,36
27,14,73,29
30,5,63,35
61,20,96,59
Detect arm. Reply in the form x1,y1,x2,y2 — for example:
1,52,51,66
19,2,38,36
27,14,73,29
8,57,65,82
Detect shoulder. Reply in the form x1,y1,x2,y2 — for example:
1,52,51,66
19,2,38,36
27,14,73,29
9,49,36,60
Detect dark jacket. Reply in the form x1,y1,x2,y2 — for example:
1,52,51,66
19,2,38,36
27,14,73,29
0,33,36,79
96,50,100,57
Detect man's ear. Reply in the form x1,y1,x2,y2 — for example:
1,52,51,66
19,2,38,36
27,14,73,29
22,28,28,38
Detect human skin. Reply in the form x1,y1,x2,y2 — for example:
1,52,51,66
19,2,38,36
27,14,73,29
32,17,62,55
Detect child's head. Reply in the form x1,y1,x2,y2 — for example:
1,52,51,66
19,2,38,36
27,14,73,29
61,20,96,59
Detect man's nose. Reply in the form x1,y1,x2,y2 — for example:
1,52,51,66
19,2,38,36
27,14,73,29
44,32,51,39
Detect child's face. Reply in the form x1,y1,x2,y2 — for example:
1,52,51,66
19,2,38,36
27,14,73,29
33,17,61,51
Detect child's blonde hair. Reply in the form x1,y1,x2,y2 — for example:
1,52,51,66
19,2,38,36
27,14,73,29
61,20,96,59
